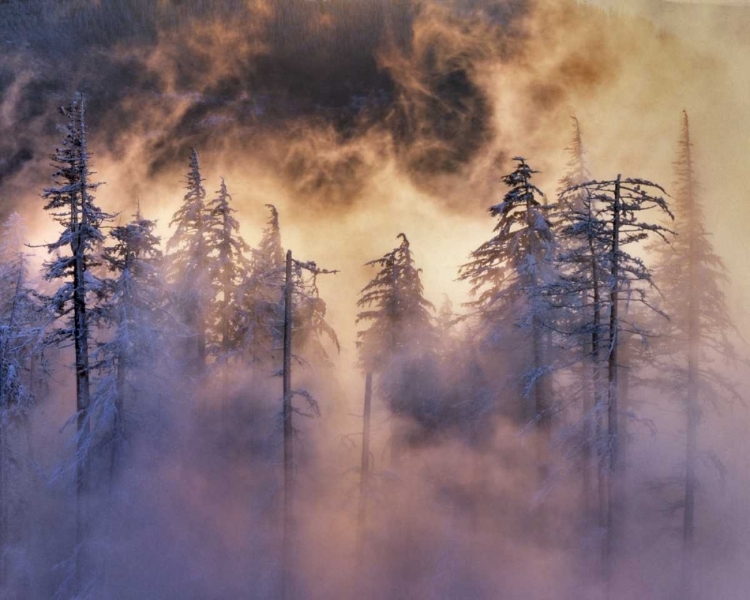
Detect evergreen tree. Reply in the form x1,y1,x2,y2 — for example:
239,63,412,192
357,233,434,375
167,149,210,372
40,93,112,589
0,213,45,579
236,204,286,370
558,174,673,585
95,207,165,479
459,157,555,428
236,205,338,371
652,112,741,598
552,119,600,517
206,178,250,361
357,233,435,435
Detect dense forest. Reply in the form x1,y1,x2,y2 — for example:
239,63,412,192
0,1,748,599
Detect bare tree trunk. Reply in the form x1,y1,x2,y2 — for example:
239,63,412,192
587,214,604,548
617,332,631,555
196,310,207,370
282,250,294,600
683,325,698,599
580,344,594,521
603,174,622,590
356,372,373,572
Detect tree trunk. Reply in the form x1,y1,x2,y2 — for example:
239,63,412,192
282,250,294,600
580,342,594,522
618,331,631,556
603,174,622,588
587,211,604,546
73,151,92,590
357,372,373,572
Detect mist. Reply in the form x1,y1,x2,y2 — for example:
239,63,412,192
0,0,749,598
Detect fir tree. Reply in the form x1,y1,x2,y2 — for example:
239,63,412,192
552,119,600,517
206,178,250,361
558,174,673,585
652,112,741,598
357,233,434,375
40,93,112,589
0,213,46,579
236,205,338,371
459,157,555,428
357,233,435,447
95,207,165,479
167,149,210,372
236,205,286,370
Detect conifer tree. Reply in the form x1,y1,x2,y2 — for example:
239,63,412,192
357,233,434,376
357,233,435,451
236,205,286,369
167,149,210,372
40,93,112,588
553,119,599,515
96,208,165,478
280,251,337,600
558,174,673,584
459,157,555,429
0,213,45,577
206,178,250,361
652,112,741,598
236,205,338,371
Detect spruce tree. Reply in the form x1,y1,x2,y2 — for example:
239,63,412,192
236,205,286,370
459,157,555,429
40,93,112,588
553,119,599,517
96,207,165,478
357,233,434,375
206,178,250,361
652,112,741,598
357,233,435,450
167,149,210,372
0,213,45,578
558,174,673,585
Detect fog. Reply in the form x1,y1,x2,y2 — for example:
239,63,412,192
0,0,749,598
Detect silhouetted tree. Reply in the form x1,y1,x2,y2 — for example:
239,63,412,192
652,111,742,599
40,93,112,590
357,233,434,373
236,205,286,370
357,233,437,464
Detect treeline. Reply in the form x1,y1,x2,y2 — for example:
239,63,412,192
0,97,741,599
